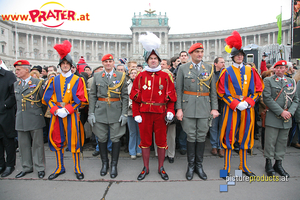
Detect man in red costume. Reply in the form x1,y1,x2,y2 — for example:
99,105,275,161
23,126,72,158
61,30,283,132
130,32,177,181
260,52,268,74
43,40,89,180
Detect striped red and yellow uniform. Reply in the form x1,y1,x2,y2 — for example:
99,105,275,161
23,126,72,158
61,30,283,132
43,74,88,174
216,65,264,173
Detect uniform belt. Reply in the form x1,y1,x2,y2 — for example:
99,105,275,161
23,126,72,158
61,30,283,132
141,101,166,106
234,95,246,100
98,97,120,102
57,102,67,107
183,91,209,96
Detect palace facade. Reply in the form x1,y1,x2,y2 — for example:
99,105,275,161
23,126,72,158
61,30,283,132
0,11,291,70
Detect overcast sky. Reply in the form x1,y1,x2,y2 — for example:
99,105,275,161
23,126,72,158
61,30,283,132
0,0,292,34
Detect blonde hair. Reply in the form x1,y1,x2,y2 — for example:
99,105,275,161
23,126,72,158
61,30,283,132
30,71,40,79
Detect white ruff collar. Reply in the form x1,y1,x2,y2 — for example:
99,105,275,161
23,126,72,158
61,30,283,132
145,65,161,72
232,62,244,69
61,70,72,78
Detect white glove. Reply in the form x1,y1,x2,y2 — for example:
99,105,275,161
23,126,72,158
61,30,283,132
88,113,96,127
236,102,248,111
119,114,128,126
167,112,174,121
134,115,142,123
56,108,68,118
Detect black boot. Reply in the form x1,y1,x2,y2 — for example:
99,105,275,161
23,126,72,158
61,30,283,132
99,142,109,176
186,142,196,180
110,141,121,179
195,142,207,180
265,158,275,176
273,160,290,178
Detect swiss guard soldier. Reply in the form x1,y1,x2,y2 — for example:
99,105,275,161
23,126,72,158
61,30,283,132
88,54,128,179
176,43,219,181
130,32,177,181
43,40,89,180
216,31,264,177
14,60,46,179
263,60,298,177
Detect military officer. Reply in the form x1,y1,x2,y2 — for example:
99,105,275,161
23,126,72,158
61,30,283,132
88,54,128,179
14,60,46,179
263,60,298,178
176,43,219,181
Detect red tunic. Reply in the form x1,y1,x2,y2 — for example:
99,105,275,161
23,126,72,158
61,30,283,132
130,70,177,148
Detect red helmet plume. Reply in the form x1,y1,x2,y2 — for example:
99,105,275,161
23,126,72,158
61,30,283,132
54,40,72,59
225,31,242,50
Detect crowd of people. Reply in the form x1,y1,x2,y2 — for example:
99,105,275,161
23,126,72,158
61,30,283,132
0,31,299,182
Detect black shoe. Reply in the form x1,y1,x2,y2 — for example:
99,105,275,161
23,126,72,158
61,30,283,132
76,172,84,180
273,160,290,178
137,167,149,181
92,150,100,157
0,166,5,174
168,156,174,163
1,166,15,177
38,171,45,179
158,167,169,180
179,149,186,155
48,171,65,180
65,147,69,152
265,159,275,176
15,170,33,178
242,171,256,177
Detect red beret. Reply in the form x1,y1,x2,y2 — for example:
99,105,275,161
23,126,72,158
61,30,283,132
274,60,287,68
188,43,204,54
102,54,114,61
14,60,31,67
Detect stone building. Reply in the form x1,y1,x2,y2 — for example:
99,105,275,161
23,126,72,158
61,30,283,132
0,10,291,70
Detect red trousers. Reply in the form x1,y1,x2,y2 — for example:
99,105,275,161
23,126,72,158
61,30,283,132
138,112,168,149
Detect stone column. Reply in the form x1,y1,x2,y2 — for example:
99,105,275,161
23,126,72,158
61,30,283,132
83,40,86,58
40,36,43,59
206,40,210,60
283,30,286,45
119,42,121,58
219,39,222,57
183,41,186,52
115,42,117,59
268,33,270,45
103,41,106,54
165,33,168,54
244,36,247,46
179,41,182,52
92,40,94,61
258,34,261,46
31,34,34,58
126,42,129,57
133,33,136,55
215,39,218,57
273,32,276,44
79,40,82,56
45,36,48,59
253,35,256,45
172,42,175,57
26,34,29,58
159,32,162,54
96,41,98,61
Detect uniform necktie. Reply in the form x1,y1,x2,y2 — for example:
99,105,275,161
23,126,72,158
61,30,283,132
195,64,199,71
107,73,110,80
22,80,26,86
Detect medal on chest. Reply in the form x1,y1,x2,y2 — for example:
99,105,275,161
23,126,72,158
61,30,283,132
66,83,71,93
244,75,247,85
158,77,163,95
